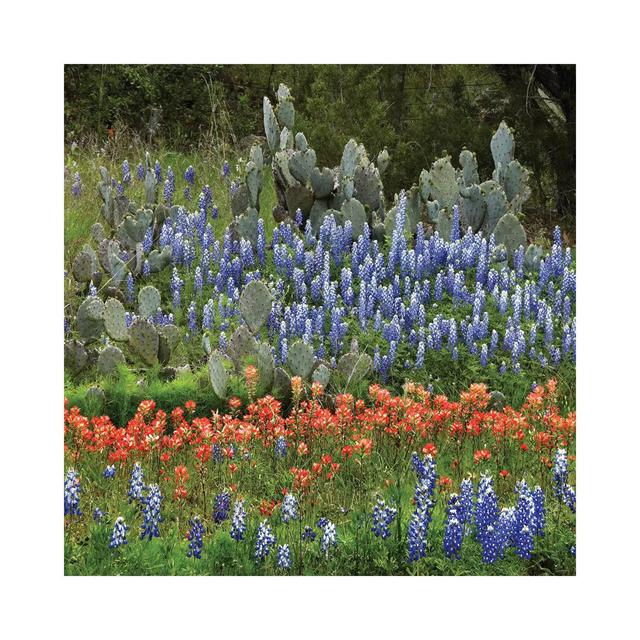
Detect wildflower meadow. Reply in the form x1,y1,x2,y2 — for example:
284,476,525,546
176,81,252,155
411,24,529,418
64,72,576,576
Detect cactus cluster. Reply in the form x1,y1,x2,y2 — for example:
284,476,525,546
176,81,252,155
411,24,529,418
262,84,387,239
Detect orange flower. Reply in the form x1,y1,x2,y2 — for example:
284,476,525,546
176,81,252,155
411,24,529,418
185,400,196,413
297,442,308,456
499,469,510,478
229,463,238,474
422,442,438,457
291,376,303,403
341,445,354,458
473,448,491,464
438,476,452,489
228,396,242,412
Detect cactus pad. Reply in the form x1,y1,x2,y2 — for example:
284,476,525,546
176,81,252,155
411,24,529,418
272,366,292,401
490,121,515,182
231,182,250,217
208,350,229,399
158,324,181,351
287,340,315,379
77,296,105,342
312,363,331,388
64,339,88,374
147,246,172,273
128,319,159,366
72,249,96,283
429,157,460,211
275,98,295,131
256,342,275,392
138,285,161,319
459,184,485,233
336,352,372,387
285,184,314,217
90,222,106,244
503,159,531,207
288,148,317,184
524,244,544,273
104,297,128,341
240,279,273,334
263,97,280,153
310,167,335,199
480,181,508,237
354,163,382,211
377,148,390,175
228,325,258,372
97,345,125,377
341,198,367,239
493,213,527,260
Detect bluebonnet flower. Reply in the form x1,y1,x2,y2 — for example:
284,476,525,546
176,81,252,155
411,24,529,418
163,178,174,205
103,465,116,479
223,160,230,178
371,498,397,539
295,208,303,228
109,517,129,548
93,507,104,523
443,494,464,559
301,526,317,542
230,500,247,541
277,544,292,570
121,159,131,185
553,448,569,500
126,272,135,303
274,436,287,458
570,544,576,557
142,259,150,278
531,486,546,537
257,218,266,264
255,520,277,562
71,172,82,197
184,165,195,185
451,205,461,242
140,484,163,541
127,462,146,504
89,281,98,297
154,160,162,184
136,162,144,181
212,491,231,524
475,475,500,563
319,519,338,556
281,493,299,524
187,516,205,559
64,468,82,516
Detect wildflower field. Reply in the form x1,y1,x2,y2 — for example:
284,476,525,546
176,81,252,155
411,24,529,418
64,82,576,576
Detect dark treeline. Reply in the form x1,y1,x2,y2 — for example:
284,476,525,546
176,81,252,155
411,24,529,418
64,64,575,233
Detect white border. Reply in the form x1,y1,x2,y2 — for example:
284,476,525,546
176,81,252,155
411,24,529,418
4,1,639,637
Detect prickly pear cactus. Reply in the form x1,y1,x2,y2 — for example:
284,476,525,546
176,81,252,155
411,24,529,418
122,209,153,244
231,183,250,217
256,342,275,392
419,169,431,203
340,139,358,181
405,185,422,233
64,339,88,374
309,200,328,233
480,181,508,237
295,132,308,152
377,148,390,175
236,208,260,247
287,340,315,380
208,350,229,399
459,184,485,233
104,297,128,341
144,153,157,206
158,332,172,366
426,200,441,224
354,163,382,211
273,366,292,401
524,243,544,274
154,203,170,228
312,363,331,388
493,213,527,260
459,149,480,186
340,198,367,239
288,148,317,184
107,244,127,287
128,319,159,366
490,121,515,183
147,246,172,273
97,344,125,377
91,222,106,244
138,285,161,319
76,296,105,342
310,167,335,199
157,324,180,352
228,325,258,372
336,352,372,387
72,247,97,283
275,84,295,130
239,279,273,334
436,209,454,241
85,386,106,410
285,184,314,218
429,157,460,211
263,97,280,154
250,144,264,171
503,160,531,208
280,127,294,150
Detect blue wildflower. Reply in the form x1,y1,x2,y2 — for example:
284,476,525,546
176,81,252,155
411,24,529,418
103,465,116,479
277,544,292,570
371,497,397,539
212,491,231,524
109,517,129,549
64,468,82,516
187,516,205,559
230,500,247,541
140,484,163,541
127,462,146,504
255,520,276,562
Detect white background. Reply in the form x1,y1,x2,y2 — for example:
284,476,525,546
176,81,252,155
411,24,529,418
2,1,638,637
